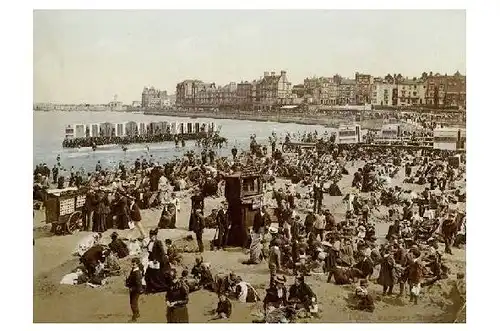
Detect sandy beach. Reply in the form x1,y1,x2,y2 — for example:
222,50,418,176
33,160,465,323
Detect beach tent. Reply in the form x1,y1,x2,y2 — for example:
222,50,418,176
75,124,86,138
90,124,99,137
100,122,115,137
138,122,147,136
116,122,126,137
125,121,138,136
160,121,170,134
170,122,178,135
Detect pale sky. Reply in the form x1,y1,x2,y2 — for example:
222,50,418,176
34,10,465,104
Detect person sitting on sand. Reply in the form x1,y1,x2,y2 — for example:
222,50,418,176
288,275,317,311
263,275,288,311
354,280,375,312
165,239,182,265
212,292,232,320
191,257,203,279
157,205,175,229
108,232,129,258
234,276,260,303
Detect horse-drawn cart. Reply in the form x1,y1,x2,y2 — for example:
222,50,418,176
44,187,87,235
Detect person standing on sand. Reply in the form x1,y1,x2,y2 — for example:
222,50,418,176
216,201,230,250
129,195,146,239
189,188,205,231
125,257,144,322
378,248,396,296
191,209,205,253
92,189,109,233
407,248,424,305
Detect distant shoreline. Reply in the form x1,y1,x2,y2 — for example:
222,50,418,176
34,108,466,130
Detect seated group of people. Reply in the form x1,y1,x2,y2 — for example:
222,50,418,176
259,274,319,323
63,231,130,286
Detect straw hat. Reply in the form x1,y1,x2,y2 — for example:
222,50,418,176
275,275,287,284
269,227,278,234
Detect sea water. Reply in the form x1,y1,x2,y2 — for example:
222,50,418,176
33,111,333,171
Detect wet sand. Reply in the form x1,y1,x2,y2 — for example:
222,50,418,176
33,161,465,323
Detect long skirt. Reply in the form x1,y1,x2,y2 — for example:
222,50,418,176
92,212,107,233
166,306,189,323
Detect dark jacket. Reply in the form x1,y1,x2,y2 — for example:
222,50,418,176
216,209,230,230
216,298,232,317
288,283,316,305
80,245,106,271
252,212,268,233
126,269,143,293
191,194,205,212
354,257,374,278
191,212,205,233
130,203,142,222
148,239,168,267
305,213,315,231
263,286,288,309
109,238,129,258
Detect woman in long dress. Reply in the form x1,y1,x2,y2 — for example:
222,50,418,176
165,269,189,323
378,249,396,295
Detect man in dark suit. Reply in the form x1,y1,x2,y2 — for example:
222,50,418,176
126,257,144,322
313,181,324,213
189,189,205,231
442,213,458,255
192,209,205,252
252,206,268,234
216,202,230,250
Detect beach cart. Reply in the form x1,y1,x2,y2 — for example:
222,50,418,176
44,187,87,235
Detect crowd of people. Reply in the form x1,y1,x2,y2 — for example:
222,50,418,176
62,130,227,149
37,121,466,323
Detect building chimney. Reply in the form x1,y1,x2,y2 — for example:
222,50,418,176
264,72,270,77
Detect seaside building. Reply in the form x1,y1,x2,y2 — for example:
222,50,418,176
255,70,293,110
396,78,426,106
337,78,356,105
355,72,373,105
142,87,168,109
176,80,197,107
291,84,305,98
176,80,220,109
303,77,337,105
424,71,466,109
236,81,256,110
372,79,396,106
194,82,218,107
218,82,238,107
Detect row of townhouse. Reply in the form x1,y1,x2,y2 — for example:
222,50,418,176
175,70,466,110
176,70,296,110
